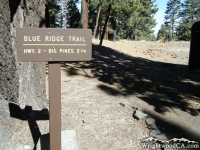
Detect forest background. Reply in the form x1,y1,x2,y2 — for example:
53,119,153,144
48,0,200,41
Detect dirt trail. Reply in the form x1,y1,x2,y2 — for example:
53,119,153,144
60,39,200,149
10,39,200,149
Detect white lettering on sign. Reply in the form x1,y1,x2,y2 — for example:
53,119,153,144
38,49,41,53
45,36,64,42
60,49,74,53
49,49,57,53
17,28,92,61
23,49,89,54
24,49,36,53
24,36,41,42
77,49,86,53
68,36,86,42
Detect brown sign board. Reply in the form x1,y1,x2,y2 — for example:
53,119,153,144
16,28,92,61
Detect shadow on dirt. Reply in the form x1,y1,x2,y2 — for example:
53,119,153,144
144,110,200,143
62,44,200,116
61,43,200,143
9,103,49,150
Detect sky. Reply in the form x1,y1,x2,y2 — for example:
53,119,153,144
153,0,168,36
153,0,184,36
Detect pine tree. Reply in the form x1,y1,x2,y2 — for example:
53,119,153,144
138,0,158,40
176,19,191,40
67,0,80,28
164,0,181,40
127,0,144,40
88,0,158,40
157,24,168,41
124,0,158,40
48,0,60,27
180,0,200,21
81,0,89,28
88,0,99,33
89,0,129,39
107,1,126,38
92,0,103,38
176,0,200,40
57,0,69,28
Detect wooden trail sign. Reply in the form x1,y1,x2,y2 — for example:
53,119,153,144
16,28,92,150
16,28,92,61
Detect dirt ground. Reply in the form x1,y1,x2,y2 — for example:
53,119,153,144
10,39,200,149
60,39,200,149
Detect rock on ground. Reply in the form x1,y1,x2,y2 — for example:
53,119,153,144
36,130,79,150
0,0,47,149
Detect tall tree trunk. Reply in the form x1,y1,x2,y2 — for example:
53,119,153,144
45,0,50,27
134,24,138,41
135,34,138,41
93,4,101,39
99,4,111,46
172,19,174,40
81,0,89,28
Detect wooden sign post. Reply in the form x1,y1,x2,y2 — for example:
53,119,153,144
16,28,92,150
49,62,61,150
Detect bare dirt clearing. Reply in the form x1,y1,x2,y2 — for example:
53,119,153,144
11,39,200,149
60,39,200,149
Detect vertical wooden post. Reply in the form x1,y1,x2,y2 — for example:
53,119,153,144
49,62,61,150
